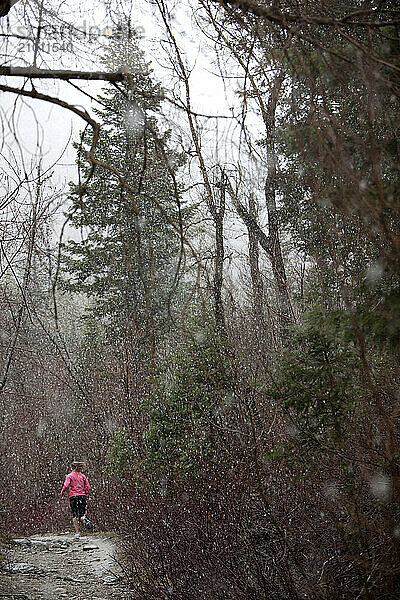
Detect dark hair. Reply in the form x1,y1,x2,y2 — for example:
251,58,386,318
71,461,86,471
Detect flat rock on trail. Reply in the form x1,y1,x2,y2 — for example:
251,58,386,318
0,533,131,599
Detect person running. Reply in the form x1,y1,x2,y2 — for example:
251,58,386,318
60,461,93,539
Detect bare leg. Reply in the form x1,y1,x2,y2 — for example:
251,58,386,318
72,517,79,534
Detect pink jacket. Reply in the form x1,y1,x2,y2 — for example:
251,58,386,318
60,470,91,498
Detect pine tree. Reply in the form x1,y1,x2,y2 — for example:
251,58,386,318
62,28,186,345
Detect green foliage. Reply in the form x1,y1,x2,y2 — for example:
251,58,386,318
356,288,400,351
61,32,188,340
267,308,360,440
106,428,133,477
261,443,287,463
141,324,235,481
274,22,400,323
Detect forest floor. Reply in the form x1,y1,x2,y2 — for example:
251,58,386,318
0,532,132,599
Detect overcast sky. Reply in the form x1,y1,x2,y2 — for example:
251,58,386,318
0,0,265,269
1,0,242,175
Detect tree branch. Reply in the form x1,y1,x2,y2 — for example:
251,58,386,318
0,0,18,18
224,176,273,256
213,0,400,28
0,67,124,81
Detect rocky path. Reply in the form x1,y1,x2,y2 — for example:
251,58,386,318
0,532,131,599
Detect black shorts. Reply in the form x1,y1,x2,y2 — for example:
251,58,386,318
70,495,87,518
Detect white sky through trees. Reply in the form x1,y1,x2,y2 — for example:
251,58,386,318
1,0,263,268
1,0,246,176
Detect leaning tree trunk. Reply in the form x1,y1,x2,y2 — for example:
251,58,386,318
224,175,292,340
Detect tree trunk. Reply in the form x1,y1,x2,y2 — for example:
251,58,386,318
263,75,293,335
265,177,292,334
248,195,266,328
213,177,226,331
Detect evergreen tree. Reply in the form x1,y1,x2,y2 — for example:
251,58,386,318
62,28,186,346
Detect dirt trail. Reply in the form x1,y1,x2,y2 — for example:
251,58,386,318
0,532,131,599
